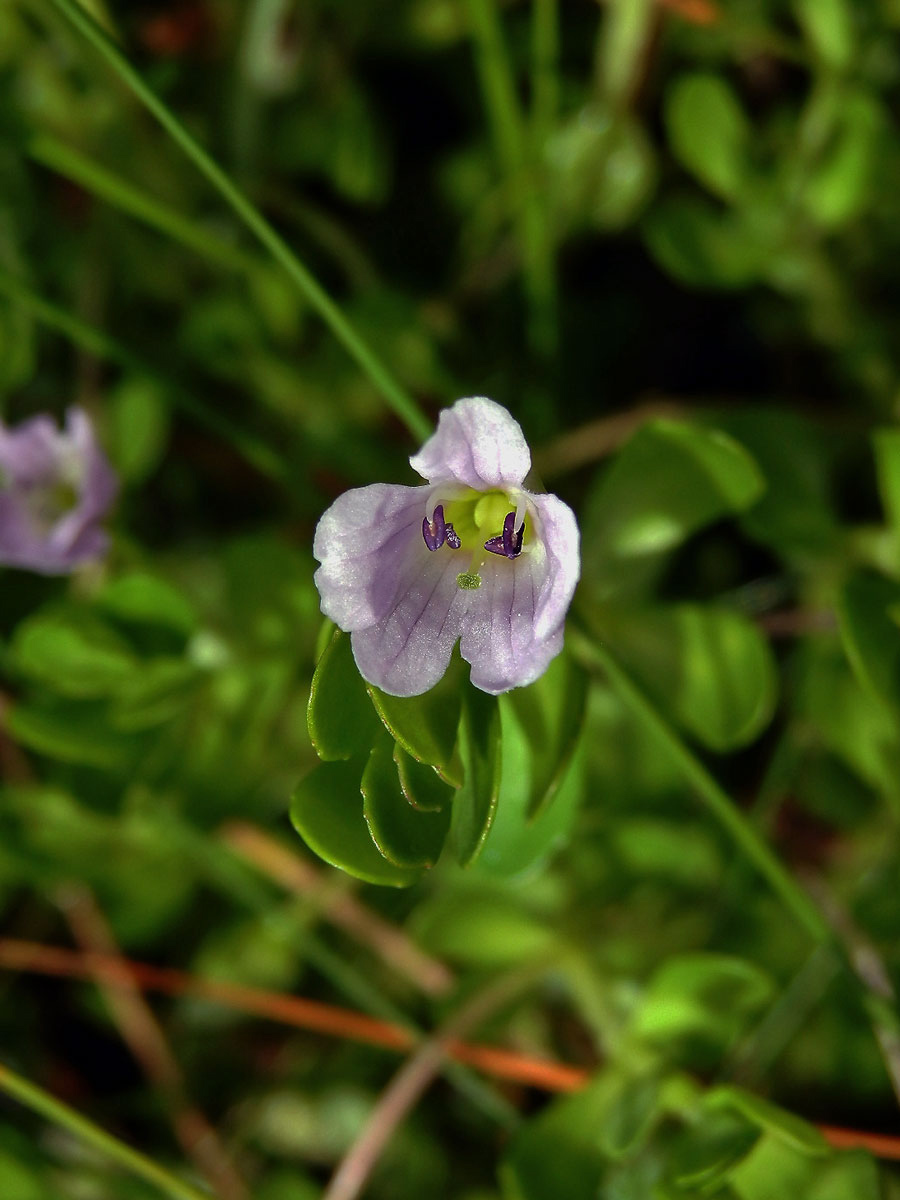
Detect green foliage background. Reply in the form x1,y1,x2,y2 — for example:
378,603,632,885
3,0,900,1197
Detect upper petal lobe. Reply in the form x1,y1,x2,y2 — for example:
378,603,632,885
409,397,531,490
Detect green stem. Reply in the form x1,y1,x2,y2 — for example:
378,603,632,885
44,0,431,444
578,636,831,945
531,0,559,154
0,1060,209,1200
28,134,255,275
466,0,557,361
0,265,288,483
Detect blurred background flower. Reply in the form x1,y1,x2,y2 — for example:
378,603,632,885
0,407,117,574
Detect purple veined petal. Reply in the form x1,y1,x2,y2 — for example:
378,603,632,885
526,492,581,640
458,552,564,694
409,396,531,490
313,482,429,631
458,490,579,694
351,545,467,696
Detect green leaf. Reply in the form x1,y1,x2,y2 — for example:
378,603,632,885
837,570,900,713
668,1112,760,1190
808,1152,881,1200
98,572,198,635
368,670,462,785
599,1076,660,1160
0,1147,47,1200
361,734,451,868
452,689,502,867
110,658,198,730
5,703,136,769
666,74,750,201
611,819,722,889
290,758,423,887
873,427,900,537
711,408,837,556
600,605,777,751
795,641,900,802
307,630,379,761
504,653,587,820
11,614,136,699
549,108,657,232
394,744,454,811
803,92,883,228
582,419,765,600
793,0,854,69
475,705,583,879
634,955,775,1052
642,196,768,289
706,1088,828,1156
109,375,170,483
412,890,554,966
501,1074,628,1200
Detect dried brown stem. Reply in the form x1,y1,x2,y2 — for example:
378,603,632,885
220,822,455,997
534,399,686,478
1,937,899,1162
323,969,542,1200
57,885,249,1200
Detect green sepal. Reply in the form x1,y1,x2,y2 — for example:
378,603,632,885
361,734,451,868
367,666,462,785
394,744,454,812
290,757,423,887
451,688,502,867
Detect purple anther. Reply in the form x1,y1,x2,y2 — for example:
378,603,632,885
445,524,461,550
484,510,524,559
422,504,447,551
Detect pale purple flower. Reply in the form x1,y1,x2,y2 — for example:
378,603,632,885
314,397,580,697
0,407,118,575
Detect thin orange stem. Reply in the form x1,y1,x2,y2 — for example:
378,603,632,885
1,938,899,1161
659,0,720,25
220,822,454,997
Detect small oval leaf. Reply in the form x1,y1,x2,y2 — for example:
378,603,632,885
290,758,423,887
362,735,451,868
307,630,379,761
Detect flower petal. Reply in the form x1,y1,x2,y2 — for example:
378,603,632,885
313,482,427,631
527,492,581,640
351,547,467,696
0,408,118,574
49,409,119,559
0,414,63,487
459,554,562,695
458,491,579,694
409,396,531,490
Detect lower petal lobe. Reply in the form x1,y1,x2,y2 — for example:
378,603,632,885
351,546,466,696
